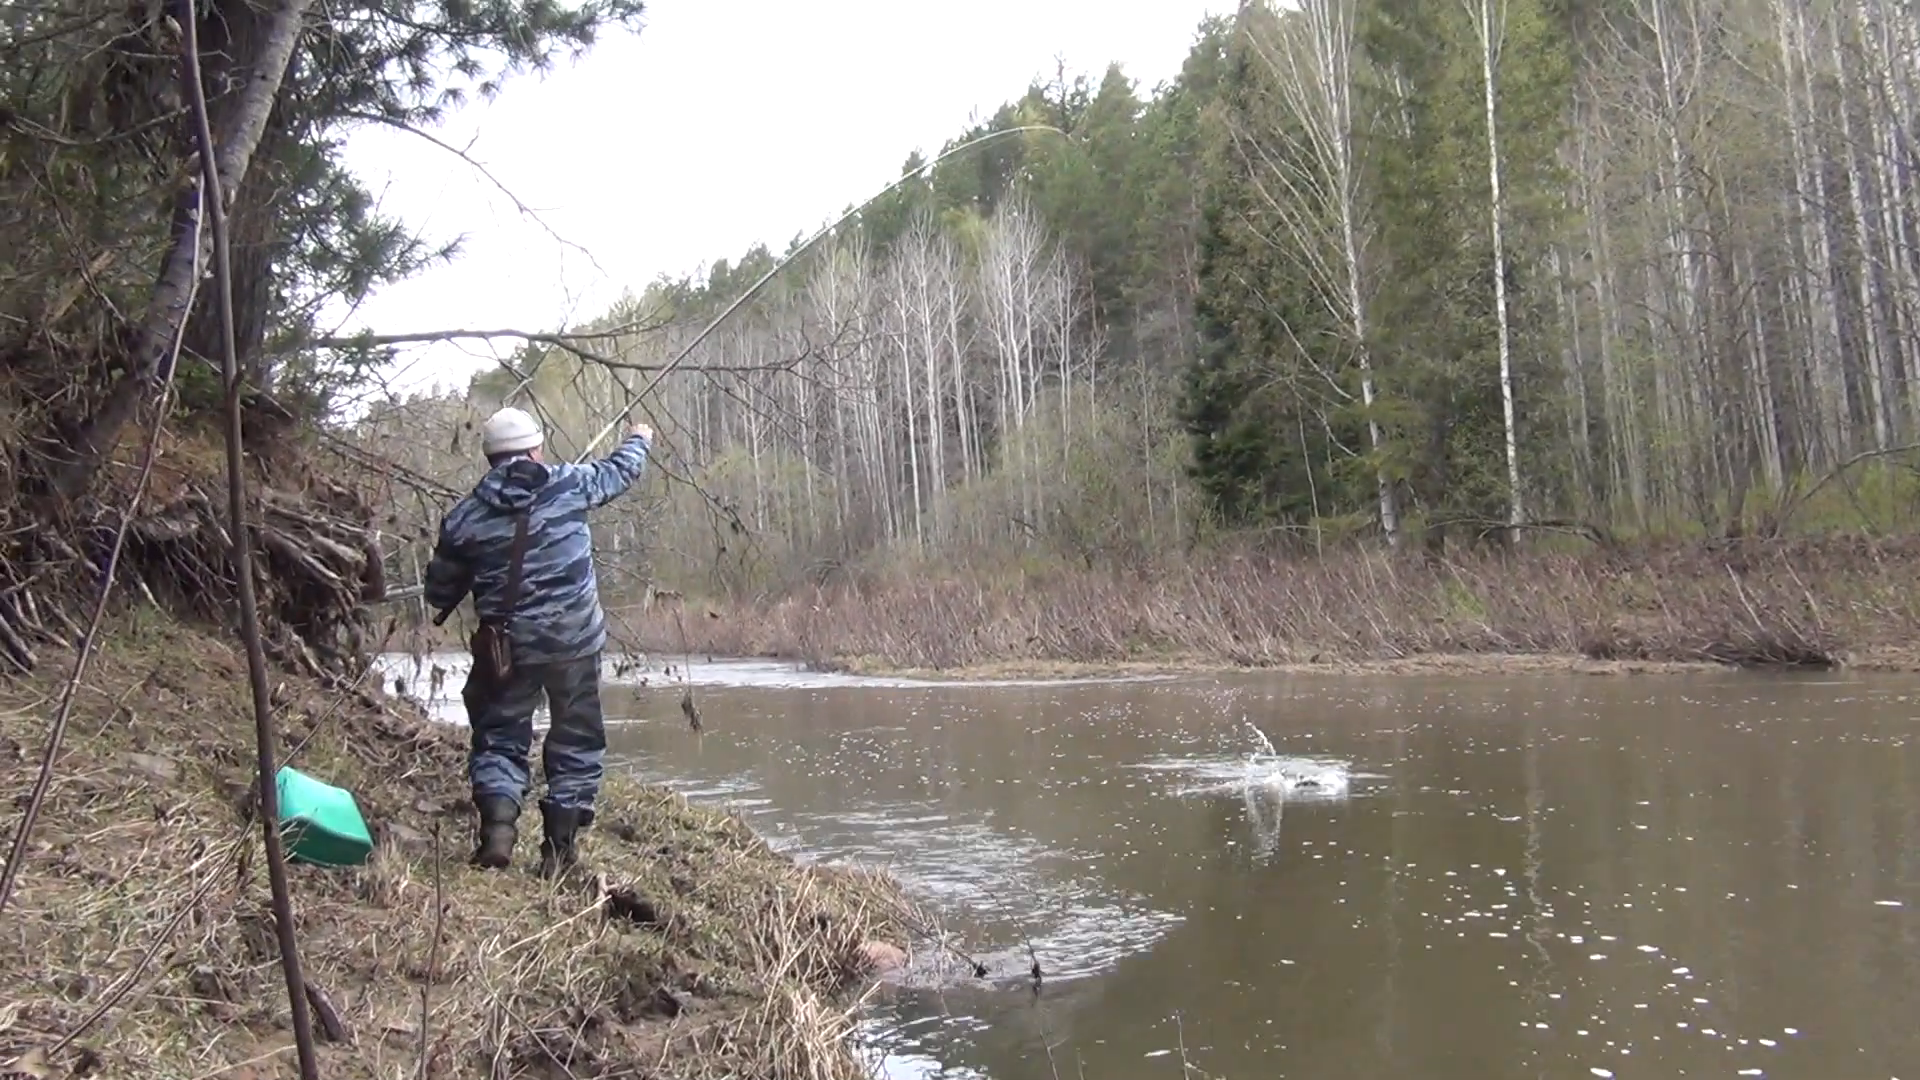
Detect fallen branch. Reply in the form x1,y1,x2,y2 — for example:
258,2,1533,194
1423,515,1617,548
312,325,661,350
1767,442,1920,537
0,609,35,672
304,980,348,1043
307,325,809,377
183,0,322,1072
419,822,445,1080
110,482,383,672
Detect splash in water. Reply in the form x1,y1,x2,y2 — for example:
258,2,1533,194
1248,755,1352,799
1244,718,1351,800
1247,720,1280,758
1139,721,1362,803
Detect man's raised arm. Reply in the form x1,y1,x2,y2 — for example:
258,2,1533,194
572,423,653,509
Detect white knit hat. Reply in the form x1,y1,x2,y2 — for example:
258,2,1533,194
481,407,543,457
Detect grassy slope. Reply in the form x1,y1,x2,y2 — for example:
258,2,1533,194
0,613,909,1079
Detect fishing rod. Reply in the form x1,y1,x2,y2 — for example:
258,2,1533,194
572,123,1069,463
399,123,1069,621
575,123,1066,733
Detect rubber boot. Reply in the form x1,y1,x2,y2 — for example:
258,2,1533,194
470,795,520,869
537,802,593,879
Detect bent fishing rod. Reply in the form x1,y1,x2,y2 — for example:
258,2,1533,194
399,123,1070,620
571,122,1069,463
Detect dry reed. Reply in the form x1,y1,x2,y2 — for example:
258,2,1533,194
616,536,1920,673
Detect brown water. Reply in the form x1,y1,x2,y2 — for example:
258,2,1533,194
382,655,1920,1080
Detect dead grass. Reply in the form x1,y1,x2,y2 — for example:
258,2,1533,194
0,616,914,1079
619,536,1920,674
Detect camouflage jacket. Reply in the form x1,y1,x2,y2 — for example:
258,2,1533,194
423,434,650,664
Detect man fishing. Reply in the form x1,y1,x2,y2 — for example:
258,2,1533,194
423,406,653,877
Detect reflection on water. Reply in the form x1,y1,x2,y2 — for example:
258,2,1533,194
376,653,1920,1079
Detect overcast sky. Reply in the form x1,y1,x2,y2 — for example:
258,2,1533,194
333,0,1229,398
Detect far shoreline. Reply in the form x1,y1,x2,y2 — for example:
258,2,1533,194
811,650,1880,681
378,643,1920,685
399,536,1920,686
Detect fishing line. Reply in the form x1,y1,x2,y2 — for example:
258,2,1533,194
571,123,1071,462
497,123,1070,734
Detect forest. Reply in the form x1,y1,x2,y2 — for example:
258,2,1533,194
339,0,1920,668
11,0,1920,672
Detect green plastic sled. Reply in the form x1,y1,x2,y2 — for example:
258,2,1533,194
275,765,374,867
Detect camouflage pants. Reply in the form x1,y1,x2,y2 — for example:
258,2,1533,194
463,651,606,812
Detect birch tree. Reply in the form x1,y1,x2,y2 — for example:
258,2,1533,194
1466,0,1525,525
1241,0,1402,544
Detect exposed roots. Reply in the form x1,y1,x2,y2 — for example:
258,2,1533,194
125,479,386,671
1,421,387,682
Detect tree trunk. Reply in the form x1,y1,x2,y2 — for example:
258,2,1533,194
1253,0,1400,544
1828,11,1895,448
1782,0,1848,465
1737,243,1787,492
48,0,315,499
1471,0,1524,527
181,0,296,392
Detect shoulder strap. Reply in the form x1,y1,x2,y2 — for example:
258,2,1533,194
501,511,531,620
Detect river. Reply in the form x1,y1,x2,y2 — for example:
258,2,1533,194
378,653,1919,1080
